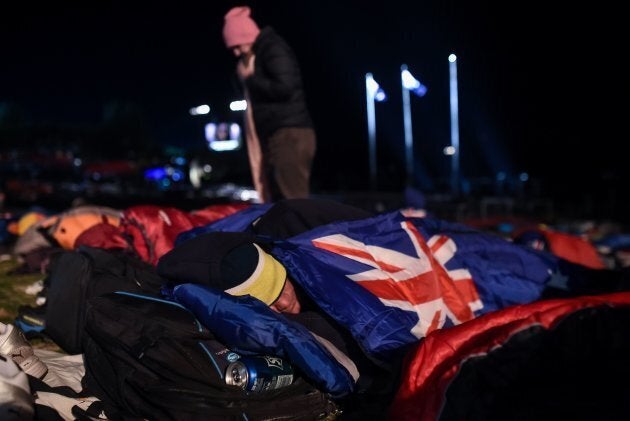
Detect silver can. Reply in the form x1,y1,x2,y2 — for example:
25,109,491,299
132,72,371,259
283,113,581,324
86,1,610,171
225,356,294,392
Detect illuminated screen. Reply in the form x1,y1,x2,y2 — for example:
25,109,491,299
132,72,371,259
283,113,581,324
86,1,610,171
205,122,242,152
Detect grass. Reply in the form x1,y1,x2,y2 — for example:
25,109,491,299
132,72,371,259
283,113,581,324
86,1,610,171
0,257,43,323
0,256,62,351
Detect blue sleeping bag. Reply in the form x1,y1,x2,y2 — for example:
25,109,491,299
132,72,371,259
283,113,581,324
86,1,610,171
166,283,356,397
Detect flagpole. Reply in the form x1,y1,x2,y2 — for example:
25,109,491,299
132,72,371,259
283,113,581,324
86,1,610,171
401,64,413,186
365,73,378,190
448,54,460,196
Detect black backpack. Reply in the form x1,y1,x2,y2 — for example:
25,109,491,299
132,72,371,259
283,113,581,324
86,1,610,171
44,246,165,354
82,291,340,421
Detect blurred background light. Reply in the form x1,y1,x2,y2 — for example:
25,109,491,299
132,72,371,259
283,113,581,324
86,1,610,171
189,104,210,116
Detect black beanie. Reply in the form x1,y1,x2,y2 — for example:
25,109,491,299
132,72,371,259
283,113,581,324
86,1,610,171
157,231,286,305
156,231,256,286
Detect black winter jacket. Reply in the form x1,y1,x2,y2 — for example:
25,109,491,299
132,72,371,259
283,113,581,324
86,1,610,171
245,27,313,140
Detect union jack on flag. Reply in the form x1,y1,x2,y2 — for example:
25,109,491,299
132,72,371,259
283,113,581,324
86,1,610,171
272,211,556,360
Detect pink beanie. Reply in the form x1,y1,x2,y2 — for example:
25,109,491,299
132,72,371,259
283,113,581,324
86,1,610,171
222,6,260,48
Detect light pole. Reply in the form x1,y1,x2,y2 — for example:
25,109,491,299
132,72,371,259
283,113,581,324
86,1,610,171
365,73,387,190
400,64,427,186
448,54,460,195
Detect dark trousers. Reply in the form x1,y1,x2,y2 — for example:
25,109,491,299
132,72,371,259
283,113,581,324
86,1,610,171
265,127,316,201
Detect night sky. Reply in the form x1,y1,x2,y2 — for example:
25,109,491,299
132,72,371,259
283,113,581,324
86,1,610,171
1,1,627,200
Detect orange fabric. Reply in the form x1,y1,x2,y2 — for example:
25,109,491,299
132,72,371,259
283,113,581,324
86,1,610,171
49,213,121,250
8,212,47,236
542,229,606,269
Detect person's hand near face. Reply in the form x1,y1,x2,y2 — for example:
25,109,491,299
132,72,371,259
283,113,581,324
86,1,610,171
232,44,255,81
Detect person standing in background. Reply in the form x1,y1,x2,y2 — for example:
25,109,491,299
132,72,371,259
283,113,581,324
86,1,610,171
222,6,316,203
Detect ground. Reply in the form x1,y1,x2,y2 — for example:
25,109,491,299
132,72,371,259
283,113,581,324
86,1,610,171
0,256,61,351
